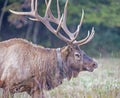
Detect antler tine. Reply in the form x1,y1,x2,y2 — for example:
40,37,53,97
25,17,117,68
72,9,84,42
45,0,58,22
56,14,63,34
57,0,61,20
75,27,95,46
61,0,75,40
45,0,52,17
53,14,71,43
63,0,68,24
35,0,38,12
44,0,72,43
44,0,72,42
9,9,33,16
9,0,36,16
45,0,61,22
31,0,34,12
61,0,85,42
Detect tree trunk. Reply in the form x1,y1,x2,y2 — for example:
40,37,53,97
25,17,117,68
32,22,40,44
0,0,8,31
25,21,34,40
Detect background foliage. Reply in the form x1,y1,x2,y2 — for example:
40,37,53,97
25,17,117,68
0,0,120,57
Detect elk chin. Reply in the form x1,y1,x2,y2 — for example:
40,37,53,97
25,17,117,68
67,66,80,80
83,67,94,72
68,70,79,80
72,70,79,77
71,67,80,77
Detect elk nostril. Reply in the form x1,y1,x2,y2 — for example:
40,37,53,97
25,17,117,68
92,63,98,68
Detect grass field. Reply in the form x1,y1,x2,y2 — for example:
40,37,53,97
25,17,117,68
0,58,120,98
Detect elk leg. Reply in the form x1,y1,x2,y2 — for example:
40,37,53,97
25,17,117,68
8,93,14,98
31,90,45,98
2,88,9,98
2,88,14,98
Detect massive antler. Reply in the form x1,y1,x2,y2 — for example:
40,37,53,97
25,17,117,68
9,0,95,45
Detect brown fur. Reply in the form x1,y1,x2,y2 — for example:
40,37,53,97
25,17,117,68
0,38,97,98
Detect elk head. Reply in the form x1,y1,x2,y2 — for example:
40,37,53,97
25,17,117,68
9,0,98,78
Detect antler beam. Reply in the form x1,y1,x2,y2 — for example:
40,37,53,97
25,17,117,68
9,0,95,45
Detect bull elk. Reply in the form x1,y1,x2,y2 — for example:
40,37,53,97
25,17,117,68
0,0,98,98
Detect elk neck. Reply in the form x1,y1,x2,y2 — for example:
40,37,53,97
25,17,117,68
56,48,66,78
56,48,62,68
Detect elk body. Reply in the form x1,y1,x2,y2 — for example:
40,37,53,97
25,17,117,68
0,0,97,98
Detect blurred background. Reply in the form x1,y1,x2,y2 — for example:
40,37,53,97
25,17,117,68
0,0,120,98
0,0,120,57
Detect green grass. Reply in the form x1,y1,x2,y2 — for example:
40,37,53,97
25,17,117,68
0,58,120,98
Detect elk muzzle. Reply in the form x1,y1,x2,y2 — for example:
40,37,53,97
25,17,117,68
82,54,98,72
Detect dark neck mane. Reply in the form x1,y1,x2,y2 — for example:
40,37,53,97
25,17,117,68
40,48,66,90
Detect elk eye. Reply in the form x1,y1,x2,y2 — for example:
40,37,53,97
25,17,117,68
74,52,81,60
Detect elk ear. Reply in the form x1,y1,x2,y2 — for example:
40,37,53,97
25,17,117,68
61,45,73,58
61,46,70,56
68,45,73,52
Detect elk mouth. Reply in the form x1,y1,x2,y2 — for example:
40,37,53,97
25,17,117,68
83,67,94,72
83,62,98,72
83,65,97,72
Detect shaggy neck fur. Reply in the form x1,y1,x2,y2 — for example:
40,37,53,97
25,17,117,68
0,39,71,94
56,48,67,78
32,47,69,91
56,48,63,69
37,47,76,91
